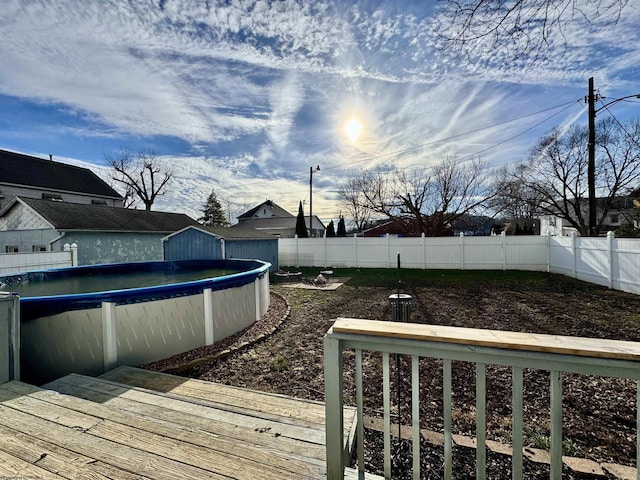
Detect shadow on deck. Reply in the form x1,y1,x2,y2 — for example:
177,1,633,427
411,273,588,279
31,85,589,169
0,366,377,479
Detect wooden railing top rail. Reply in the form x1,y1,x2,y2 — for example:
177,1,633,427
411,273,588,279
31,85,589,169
330,318,640,362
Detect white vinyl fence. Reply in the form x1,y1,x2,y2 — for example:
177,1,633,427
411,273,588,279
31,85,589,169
279,232,640,295
0,243,78,276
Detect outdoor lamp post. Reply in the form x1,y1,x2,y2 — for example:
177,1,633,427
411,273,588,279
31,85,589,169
309,165,320,237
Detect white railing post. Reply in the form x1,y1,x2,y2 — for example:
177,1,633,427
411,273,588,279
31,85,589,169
460,232,465,270
607,231,615,289
421,233,426,270
512,367,524,479
550,371,563,479
324,334,345,480
102,302,118,372
71,242,78,266
501,231,507,270
203,288,215,345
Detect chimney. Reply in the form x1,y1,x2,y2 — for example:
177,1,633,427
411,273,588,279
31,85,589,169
49,154,53,161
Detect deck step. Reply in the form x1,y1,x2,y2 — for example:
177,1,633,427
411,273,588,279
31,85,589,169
0,367,358,479
344,467,386,479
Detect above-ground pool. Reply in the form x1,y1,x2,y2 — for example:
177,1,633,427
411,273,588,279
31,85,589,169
6,259,270,384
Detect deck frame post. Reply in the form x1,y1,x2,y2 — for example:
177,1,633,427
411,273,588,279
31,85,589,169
324,332,345,480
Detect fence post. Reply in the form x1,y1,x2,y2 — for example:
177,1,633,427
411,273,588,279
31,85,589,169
324,231,328,268
254,278,261,321
71,243,78,266
295,234,299,268
547,232,551,273
353,234,358,268
607,231,615,289
422,233,426,270
571,231,578,279
460,232,465,270
203,288,215,345
387,233,391,268
501,231,507,271
102,302,118,372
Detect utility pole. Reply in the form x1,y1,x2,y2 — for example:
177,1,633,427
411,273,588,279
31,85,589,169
587,77,598,236
309,165,320,237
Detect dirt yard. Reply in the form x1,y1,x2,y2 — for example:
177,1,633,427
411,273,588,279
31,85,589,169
143,270,640,477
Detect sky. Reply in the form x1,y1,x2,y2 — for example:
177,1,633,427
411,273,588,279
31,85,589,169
1,0,640,224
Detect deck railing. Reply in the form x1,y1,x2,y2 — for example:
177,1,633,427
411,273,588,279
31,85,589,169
324,318,640,479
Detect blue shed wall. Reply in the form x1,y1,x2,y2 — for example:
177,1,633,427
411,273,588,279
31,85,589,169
225,239,278,272
163,229,223,261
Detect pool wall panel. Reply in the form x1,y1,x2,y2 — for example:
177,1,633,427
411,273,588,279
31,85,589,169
21,307,104,384
115,293,206,367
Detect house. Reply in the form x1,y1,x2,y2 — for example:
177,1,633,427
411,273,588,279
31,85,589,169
0,149,123,208
163,225,278,271
361,217,454,237
0,197,199,264
234,199,325,238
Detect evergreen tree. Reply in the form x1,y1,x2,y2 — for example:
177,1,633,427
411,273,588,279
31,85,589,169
198,190,230,226
295,201,308,238
326,220,336,237
337,216,347,237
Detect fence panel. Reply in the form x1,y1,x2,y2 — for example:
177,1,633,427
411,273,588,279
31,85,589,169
0,249,74,276
279,234,640,295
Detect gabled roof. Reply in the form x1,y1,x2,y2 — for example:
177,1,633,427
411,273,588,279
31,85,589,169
7,197,198,232
237,200,293,220
0,149,121,199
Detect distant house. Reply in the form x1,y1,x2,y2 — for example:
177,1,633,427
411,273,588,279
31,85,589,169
235,199,325,238
362,217,454,237
0,197,199,264
163,225,279,271
0,149,123,208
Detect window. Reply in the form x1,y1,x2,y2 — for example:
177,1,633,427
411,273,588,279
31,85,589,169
42,193,63,202
5,246,18,253
32,245,47,252
91,199,107,205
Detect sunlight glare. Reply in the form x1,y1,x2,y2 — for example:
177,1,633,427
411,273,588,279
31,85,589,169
344,118,363,142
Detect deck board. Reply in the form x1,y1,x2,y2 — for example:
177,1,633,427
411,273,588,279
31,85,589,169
0,366,359,479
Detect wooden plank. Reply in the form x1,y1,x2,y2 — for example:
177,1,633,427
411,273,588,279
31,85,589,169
45,374,328,445
0,402,232,480
99,366,328,425
331,318,640,361
0,449,65,479
1,381,326,478
0,422,149,480
45,376,328,461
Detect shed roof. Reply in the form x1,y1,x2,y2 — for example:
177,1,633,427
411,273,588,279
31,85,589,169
164,225,277,241
8,197,198,232
0,149,121,199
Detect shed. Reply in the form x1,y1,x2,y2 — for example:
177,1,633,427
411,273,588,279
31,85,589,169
162,225,279,272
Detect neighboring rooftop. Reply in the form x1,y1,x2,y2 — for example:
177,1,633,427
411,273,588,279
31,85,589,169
9,197,198,232
0,149,121,199
237,199,293,220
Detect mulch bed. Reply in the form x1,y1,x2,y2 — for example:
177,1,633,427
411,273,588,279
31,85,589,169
140,276,640,477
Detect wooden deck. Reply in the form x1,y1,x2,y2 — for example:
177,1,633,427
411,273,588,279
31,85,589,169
0,366,372,479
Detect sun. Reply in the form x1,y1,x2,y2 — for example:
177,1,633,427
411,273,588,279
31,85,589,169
344,118,363,142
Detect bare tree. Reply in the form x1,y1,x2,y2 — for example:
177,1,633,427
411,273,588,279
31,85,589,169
489,164,545,219
513,118,640,235
105,149,174,211
341,158,494,236
437,0,628,65
338,175,373,233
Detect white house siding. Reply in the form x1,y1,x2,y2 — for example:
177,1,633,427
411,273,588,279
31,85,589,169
52,232,166,265
0,202,50,231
